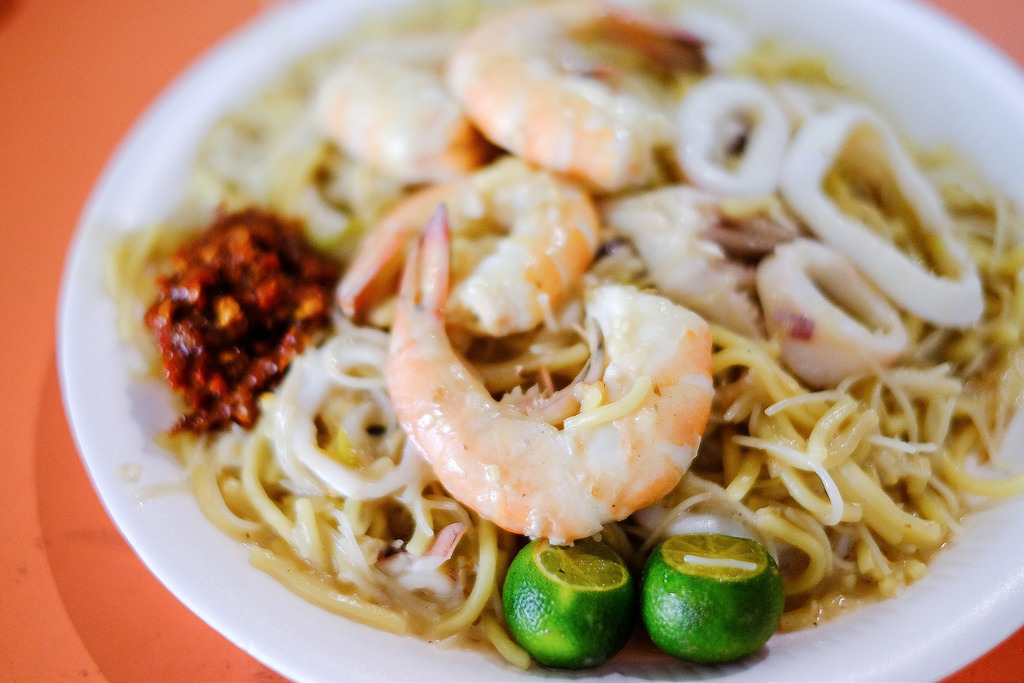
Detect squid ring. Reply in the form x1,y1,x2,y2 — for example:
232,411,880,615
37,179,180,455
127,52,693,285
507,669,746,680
757,239,908,389
676,76,791,197
779,104,983,327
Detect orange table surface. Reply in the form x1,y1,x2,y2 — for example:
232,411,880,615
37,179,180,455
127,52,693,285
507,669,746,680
1,1,1022,681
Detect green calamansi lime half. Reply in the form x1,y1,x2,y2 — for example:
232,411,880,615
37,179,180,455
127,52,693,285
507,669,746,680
641,533,784,664
502,537,637,669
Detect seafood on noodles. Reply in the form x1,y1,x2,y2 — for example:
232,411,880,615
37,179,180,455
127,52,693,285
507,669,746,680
105,0,1024,670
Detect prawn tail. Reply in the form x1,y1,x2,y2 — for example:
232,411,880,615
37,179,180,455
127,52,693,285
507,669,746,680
337,219,418,319
400,203,451,317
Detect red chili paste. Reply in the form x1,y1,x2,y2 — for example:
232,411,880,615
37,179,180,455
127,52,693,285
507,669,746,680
144,209,340,433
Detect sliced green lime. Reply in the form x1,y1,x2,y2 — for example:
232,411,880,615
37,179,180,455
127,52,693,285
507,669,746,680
503,538,636,669
641,533,784,664
660,533,767,579
536,538,631,590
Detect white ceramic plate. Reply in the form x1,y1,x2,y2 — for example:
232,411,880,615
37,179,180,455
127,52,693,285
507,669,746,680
58,0,1024,681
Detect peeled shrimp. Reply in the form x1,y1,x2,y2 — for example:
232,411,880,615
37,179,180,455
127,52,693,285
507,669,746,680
675,76,791,197
779,103,984,327
601,184,797,337
757,239,909,388
316,34,491,183
447,0,706,192
386,207,713,544
337,157,600,336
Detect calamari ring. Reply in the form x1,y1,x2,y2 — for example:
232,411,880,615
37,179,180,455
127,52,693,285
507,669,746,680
676,76,791,197
779,104,983,327
757,238,908,388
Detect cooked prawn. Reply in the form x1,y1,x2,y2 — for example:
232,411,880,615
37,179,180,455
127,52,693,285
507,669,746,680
385,206,714,544
316,34,492,183
337,157,601,336
447,0,707,192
